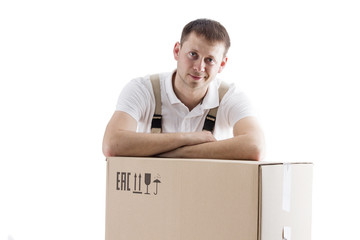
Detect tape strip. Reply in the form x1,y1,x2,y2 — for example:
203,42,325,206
283,226,291,240
282,163,291,212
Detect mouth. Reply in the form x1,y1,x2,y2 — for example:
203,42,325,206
189,74,206,81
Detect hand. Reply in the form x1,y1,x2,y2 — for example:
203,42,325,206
183,131,216,146
157,131,217,158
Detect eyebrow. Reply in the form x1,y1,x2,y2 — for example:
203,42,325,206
207,54,217,60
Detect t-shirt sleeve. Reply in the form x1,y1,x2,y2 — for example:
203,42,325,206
115,77,153,122
220,84,255,127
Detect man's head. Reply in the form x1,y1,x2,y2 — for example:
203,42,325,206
180,19,231,57
173,19,230,96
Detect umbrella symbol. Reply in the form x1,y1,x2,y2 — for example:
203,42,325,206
153,179,161,195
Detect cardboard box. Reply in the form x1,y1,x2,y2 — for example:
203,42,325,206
105,157,312,240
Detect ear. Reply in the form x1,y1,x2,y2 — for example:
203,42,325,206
173,42,181,61
218,57,228,73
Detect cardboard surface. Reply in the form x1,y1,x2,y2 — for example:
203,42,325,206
260,164,313,240
105,157,313,240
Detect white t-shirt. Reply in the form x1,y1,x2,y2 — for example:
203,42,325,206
116,71,254,140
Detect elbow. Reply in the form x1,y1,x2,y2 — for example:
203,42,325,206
232,143,264,161
249,140,266,161
102,133,131,157
102,141,114,158
243,136,265,161
102,136,121,157
249,132,266,161
248,145,263,161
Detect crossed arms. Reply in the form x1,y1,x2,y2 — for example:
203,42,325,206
102,111,265,161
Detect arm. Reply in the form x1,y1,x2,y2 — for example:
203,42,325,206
158,116,265,161
102,111,216,157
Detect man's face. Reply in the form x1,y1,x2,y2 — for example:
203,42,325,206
173,32,227,92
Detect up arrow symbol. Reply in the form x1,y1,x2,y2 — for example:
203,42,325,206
133,173,142,194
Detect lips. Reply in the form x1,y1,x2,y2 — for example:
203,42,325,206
189,74,206,81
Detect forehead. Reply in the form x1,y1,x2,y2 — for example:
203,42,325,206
181,32,226,58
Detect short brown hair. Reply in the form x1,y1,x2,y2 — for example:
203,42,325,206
180,18,231,56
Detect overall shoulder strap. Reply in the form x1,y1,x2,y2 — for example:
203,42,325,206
202,81,230,133
150,74,162,133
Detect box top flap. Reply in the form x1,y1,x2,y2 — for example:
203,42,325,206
106,157,313,166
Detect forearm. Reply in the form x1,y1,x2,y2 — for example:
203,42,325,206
160,134,265,161
103,130,216,157
103,131,184,157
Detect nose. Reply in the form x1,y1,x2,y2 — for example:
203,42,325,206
193,58,206,72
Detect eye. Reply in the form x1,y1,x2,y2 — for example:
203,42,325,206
189,52,198,58
206,58,215,65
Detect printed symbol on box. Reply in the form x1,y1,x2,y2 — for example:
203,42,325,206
144,173,151,194
133,173,142,194
116,171,161,196
153,178,161,195
116,172,131,191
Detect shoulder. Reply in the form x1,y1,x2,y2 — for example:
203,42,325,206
116,75,154,110
129,72,172,91
217,79,254,123
125,75,152,92
117,72,173,105
219,80,250,105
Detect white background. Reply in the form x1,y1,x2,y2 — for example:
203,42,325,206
1,0,359,239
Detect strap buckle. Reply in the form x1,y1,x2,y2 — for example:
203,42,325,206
151,114,162,133
202,114,216,133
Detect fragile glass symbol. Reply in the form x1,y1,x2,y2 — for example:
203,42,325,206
144,173,151,194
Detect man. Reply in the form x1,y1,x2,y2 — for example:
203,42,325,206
103,19,265,160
